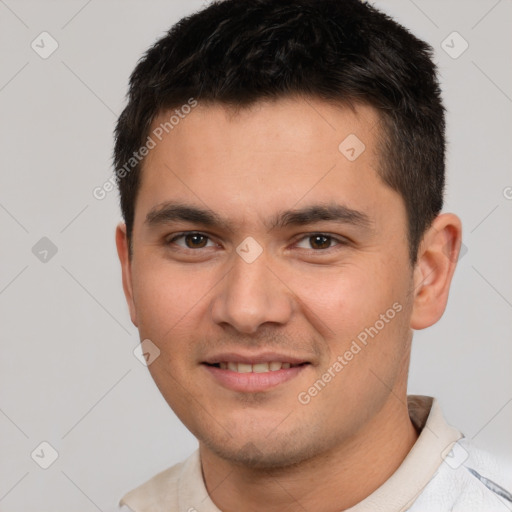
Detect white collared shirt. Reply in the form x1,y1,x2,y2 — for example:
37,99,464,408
114,395,512,511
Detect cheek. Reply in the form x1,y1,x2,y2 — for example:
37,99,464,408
290,261,402,336
131,263,209,407
131,259,213,341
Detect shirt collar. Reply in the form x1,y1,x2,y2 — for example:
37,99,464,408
123,395,462,512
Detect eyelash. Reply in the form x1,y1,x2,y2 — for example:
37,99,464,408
165,231,349,253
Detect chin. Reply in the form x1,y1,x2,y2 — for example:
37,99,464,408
211,442,305,469
199,425,324,470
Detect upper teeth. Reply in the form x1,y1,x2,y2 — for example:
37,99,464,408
219,362,293,372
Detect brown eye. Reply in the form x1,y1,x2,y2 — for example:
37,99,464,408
309,234,332,250
168,232,214,249
184,233,208,248
295,233,347,252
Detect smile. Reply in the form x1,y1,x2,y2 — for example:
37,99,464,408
202,361,310,392
207,361,305,373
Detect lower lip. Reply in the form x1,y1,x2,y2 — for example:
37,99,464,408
202,364,309,392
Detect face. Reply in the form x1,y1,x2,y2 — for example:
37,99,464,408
118,97,417,468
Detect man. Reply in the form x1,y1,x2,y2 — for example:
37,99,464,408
113,0,512,510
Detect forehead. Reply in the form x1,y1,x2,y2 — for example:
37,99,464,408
147,97,382,161
134,97,399,230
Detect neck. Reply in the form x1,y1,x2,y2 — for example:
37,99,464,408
200,393,419,512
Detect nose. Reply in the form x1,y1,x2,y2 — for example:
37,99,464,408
210,248,294,334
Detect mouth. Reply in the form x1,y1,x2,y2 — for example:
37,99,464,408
201,355,311,392
204,361,308,373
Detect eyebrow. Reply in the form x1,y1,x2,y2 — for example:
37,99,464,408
144,201,372,232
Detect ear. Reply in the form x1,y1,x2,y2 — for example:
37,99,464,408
410,213,462,330
115,222,138,327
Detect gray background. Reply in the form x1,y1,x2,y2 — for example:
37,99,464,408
1,0,511,510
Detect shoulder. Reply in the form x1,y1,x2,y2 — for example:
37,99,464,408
118,453,195,512
410,437,512,511
459,437,512,504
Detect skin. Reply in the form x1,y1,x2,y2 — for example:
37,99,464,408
116,97,462,511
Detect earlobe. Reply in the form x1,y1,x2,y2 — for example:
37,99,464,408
115,222,139,327
410,213,462,330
